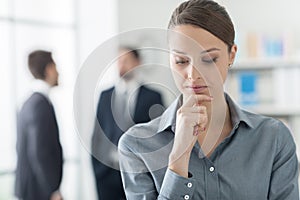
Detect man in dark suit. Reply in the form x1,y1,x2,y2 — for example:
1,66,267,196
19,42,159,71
15,50,63,200
91,47,164,200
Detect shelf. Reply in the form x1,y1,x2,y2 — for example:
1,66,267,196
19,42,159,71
228,57,300,118
242,104,300,116
233,57,300,70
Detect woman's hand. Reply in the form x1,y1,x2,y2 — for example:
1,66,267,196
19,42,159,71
168,94,212,177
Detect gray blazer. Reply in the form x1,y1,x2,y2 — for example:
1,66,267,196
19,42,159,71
15,92,63,200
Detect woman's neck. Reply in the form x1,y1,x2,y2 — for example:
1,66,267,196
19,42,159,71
206,94,232,134
192,93,232,157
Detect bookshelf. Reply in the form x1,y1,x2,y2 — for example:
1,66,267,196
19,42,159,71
234,57,300,70
241,105,300,117
226,58,300,109
225,58,300,156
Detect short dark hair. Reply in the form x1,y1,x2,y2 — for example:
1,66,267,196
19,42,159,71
28,50,54,80
119,46,140,60
168,0,235,51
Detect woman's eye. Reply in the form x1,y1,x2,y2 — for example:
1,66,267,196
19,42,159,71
202,57,218,64
175,57,189,65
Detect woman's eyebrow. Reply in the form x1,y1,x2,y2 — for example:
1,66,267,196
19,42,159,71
171,48,221,55
200,48,221,54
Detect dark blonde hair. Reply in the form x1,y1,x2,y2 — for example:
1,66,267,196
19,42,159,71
168,0,235,51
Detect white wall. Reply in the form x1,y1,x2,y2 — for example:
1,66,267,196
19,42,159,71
76,0,117,199
118,0,185,106
217,0,300,58
118,0,184,31
218,0,300,32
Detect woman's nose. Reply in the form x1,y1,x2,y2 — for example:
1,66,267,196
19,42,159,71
187,65,201,81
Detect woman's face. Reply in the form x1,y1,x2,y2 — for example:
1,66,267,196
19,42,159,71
169,25,237,98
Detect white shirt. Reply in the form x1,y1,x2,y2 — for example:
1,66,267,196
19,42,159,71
114,77,141,115
31,79,51,101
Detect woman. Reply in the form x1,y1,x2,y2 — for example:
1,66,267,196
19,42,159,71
118,0,299,199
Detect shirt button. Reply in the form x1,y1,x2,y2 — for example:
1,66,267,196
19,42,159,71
187,182,192,188
209,166,215,172
184,194,190,200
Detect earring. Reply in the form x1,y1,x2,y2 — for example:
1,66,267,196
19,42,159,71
228,63,233,69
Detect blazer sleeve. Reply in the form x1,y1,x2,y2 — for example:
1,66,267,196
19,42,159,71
26,100,62,199
91,92,106,155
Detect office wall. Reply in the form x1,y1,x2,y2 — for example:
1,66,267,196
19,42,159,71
218,0,300,58
0,0,78,199
220,0,300,32
76,0,117,199
117,0,185,106
118,0,183,31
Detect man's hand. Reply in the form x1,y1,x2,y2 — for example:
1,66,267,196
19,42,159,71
50,191,63,200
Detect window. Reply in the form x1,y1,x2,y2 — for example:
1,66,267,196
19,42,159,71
0,1,79,199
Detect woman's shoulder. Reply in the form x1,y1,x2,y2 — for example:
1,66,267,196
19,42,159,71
243,109,289,130
242,109,294,145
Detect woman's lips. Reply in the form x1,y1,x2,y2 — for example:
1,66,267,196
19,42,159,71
186,85,208,93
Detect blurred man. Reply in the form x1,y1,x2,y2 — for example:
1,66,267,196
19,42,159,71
15,50,63,200
91,47,164,200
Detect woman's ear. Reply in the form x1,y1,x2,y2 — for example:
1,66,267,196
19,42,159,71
229,44,237,64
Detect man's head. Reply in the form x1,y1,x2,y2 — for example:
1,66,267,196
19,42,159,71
28,50,59,86
117,47,140,80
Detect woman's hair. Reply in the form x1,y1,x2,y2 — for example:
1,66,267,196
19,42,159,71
28,50,54,80
168,0,235,51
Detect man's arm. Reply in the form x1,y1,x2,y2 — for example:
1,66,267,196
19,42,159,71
27,100,63,199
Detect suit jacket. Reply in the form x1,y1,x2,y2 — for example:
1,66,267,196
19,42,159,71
15,92,63,200
91,85,163,199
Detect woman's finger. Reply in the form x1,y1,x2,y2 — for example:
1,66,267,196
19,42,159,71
178,105,206,114
183,94,213,107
